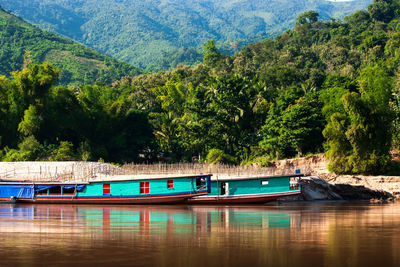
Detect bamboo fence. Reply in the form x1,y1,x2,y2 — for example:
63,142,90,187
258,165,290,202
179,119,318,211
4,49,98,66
121,163,310,177
0,162,311,182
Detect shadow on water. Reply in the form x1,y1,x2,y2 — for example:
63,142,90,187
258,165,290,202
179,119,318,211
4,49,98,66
0,202,399,266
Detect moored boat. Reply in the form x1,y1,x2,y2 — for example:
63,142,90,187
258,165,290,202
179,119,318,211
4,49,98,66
187,173,303,204
0,174,211,204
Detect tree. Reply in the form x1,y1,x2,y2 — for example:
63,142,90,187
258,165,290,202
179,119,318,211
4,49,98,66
368,0,394,23
203,40,223,67
324,66,394,174
279,94,324,157
296,11,319,26
206,148,236,164
2,135,42,161
53,141,75,161
206,74,262,159
18,105,40,136
259,89,324,159
12,62,59,107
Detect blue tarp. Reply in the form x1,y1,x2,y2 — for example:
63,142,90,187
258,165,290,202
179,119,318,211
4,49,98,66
34,184,86,192
0,184,34,199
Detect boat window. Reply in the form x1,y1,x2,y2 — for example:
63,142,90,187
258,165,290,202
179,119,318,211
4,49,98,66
220,182,229,195
48,186,62,195
35,185,82,196
103,183,111,195
36,191,47,196
196,177,207,190
140,182,150,194
261,180,269,185
62,187,75,196
167,180,174,189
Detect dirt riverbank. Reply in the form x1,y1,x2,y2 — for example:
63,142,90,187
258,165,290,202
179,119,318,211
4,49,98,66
273,154,400,201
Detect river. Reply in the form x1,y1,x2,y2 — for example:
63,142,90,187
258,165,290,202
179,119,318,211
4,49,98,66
0,202,399,266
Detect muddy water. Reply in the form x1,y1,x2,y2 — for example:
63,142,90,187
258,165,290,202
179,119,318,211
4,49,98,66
0,202,399,266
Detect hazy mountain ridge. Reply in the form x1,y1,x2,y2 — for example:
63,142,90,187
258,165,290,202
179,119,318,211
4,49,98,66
0,0,372,69
0,6,142,85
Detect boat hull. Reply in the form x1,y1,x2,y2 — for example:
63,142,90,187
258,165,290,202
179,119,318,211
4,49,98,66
187,191,301,204
0,174,212,204
12,191,208,204
0,198,17,204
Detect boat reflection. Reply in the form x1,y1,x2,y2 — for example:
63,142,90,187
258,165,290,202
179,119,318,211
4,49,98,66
0,204,300,236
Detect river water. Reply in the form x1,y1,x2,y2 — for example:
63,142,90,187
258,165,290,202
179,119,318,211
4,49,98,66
0,202,399,266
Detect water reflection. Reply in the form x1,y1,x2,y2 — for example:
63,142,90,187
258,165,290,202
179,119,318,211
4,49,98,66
0,205,300,235
0,203,399,266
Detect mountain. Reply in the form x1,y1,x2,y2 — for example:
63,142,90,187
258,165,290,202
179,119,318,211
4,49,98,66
0,0,372,70
0,6,142,85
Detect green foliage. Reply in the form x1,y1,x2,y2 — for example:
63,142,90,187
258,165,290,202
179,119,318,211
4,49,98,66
0,0,372,69
0,61,153,163
244,155,272,168
3,135,42,161
279,94,324,156
320,75,356,119
296,11,319,25
203,40,223,67
323,112,352,173
0,8,141,86
324,66,394,174
206,149,236,164
260,89,324,159
18,105,40,136
52,141,75,161
205,75,265,159
77,141,91,161
368,0,395,23
147,47,203,72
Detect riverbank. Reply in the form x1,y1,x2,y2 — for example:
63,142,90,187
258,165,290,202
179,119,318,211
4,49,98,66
273,154,400,201
279,176,395,202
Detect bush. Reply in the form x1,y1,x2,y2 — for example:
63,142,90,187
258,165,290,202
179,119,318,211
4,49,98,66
53,141,76,161
206,149,236,164
2,136,42,161
243,155,272,167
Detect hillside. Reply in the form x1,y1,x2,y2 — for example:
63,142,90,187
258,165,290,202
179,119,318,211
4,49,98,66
0,0,372,70
0,7,142,85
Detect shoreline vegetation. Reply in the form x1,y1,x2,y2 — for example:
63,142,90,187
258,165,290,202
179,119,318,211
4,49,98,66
2,0,400,183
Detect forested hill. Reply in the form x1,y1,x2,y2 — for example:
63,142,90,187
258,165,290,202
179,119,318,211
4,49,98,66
2,0,400,176
0,7,142,86
0,0,372,70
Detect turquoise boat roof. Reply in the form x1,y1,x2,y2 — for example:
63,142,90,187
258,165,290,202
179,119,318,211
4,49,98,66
1,173,212,184
0,181,89,185
89,173,212,183
210,173,304,182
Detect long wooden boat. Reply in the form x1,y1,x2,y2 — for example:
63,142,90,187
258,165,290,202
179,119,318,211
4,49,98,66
187,173,303,204
0,174,211,204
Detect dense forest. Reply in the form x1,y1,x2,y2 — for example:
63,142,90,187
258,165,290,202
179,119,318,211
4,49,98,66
0,0,371,70
0,7,142,85
1,0,400,175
